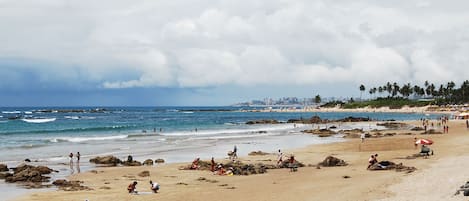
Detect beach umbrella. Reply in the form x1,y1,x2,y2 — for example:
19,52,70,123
415,139,433,145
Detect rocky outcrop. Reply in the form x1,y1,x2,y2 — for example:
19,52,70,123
0,164,8,172
5,165,54,183
122,161,142,166
288,115,323,124
377,122,408,129
317,156,348,167
368,161,416,173
155,159,165,163
89,156,121,166
246,119,280,124
302,129,337,137
278,160,305,169
0,172,12,179
53,179,92,191
143,159,154,166
336,116,370,122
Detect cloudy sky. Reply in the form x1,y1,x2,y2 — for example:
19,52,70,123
1,0,469,106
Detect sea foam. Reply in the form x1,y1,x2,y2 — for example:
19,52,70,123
50,135,128,143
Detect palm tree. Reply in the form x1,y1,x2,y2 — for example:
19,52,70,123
378,86,383,97
386,82,392,97
359,84,365,101
314,95,322,104
392,82,400,97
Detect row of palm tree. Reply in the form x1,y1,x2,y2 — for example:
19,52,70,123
359,80,469,104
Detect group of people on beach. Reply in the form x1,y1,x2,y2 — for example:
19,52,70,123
68,152,81,173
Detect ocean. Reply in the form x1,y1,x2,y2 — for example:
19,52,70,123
0,106,440,164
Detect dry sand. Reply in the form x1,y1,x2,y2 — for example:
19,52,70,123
14,120,469,201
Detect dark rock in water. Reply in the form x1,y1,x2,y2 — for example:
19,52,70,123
53,179,92,191
0,164,8,172
246,119,280,124
317,156,348,167
329,125,337,129
336,116,370,122
155,159,165,163
138,171,150,177
248,151,270,156
143,159,154,166
24,159,31,162
89,156,122,166
287,115,323,124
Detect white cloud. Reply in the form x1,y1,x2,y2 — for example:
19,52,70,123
1,0,469,91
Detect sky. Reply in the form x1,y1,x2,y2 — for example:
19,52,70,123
1,0,469,106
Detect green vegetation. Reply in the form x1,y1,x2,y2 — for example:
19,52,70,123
320,79,469,109
341,97,433,109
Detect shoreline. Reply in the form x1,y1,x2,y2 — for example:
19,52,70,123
12,119,469,201
243,105,459,114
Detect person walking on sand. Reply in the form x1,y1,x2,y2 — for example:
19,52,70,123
360,133,365,143
466,120,469,129
414,137,418,149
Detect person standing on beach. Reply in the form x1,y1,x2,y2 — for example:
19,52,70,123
210,157,216,172
76,152,81,163
277,149,283,167
233,145,238,160
69,152,74,166
76,152,81,173
360,133,365,143
466,120,469,129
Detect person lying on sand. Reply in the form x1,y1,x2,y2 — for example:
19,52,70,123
128,181,138,194
150,180,160,193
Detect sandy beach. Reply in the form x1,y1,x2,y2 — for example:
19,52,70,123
12,119,469,201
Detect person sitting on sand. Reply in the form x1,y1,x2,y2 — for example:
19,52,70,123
190,158,200,170
217,164,226,175
128,181,138,194
149,180,160,193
